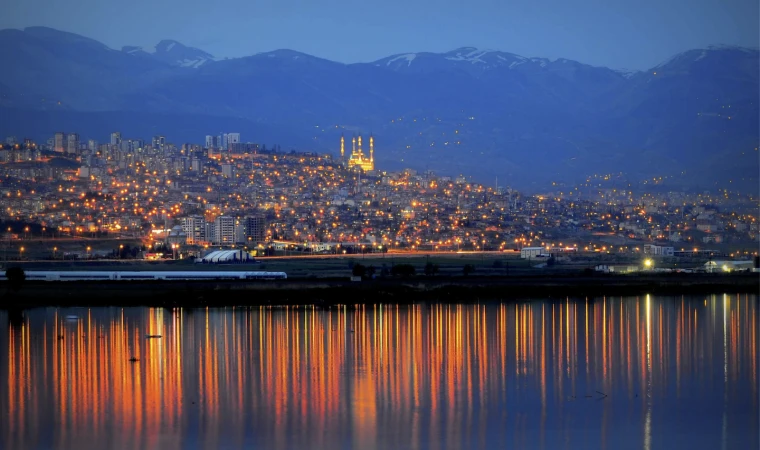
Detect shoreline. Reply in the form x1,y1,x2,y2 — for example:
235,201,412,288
1,273,756,308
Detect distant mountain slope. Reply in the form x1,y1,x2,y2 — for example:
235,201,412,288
122,39,215,68
0,27,174,110
374,47,533,76
0,27,756,190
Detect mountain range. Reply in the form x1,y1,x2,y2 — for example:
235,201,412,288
0,26,757,191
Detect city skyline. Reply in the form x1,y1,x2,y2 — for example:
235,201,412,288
1,127,757,263
1,25,756,191
1,2,758,449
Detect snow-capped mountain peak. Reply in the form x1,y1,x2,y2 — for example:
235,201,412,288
122,39,215,68
444,47,497,64
385,53,417,67
373,47,533,73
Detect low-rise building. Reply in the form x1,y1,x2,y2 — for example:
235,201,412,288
643,244,674,257
521,247,548,259
703,260,754,273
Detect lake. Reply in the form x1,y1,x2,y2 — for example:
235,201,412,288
1,294,757,450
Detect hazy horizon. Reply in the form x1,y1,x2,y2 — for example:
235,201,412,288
4,24,760,72
2,0,758,70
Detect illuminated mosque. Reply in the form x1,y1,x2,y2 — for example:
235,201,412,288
340,133,374,172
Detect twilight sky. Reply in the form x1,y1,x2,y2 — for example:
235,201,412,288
2,0,758,70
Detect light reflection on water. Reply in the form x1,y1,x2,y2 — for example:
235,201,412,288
1,295,757,450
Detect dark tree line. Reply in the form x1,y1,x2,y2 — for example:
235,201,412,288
114,244,145,259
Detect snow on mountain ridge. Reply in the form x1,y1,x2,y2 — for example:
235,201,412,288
444,48,500,65
374,47,606,74
121,39,215,67
123,46,144,55
178,58,211,68
386,53,417,66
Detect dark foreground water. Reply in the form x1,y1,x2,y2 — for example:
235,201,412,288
0,294,757,450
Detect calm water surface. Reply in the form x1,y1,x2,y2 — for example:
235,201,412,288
1,294,757,450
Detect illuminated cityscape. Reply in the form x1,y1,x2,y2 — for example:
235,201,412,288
1,2,758,449
2,129,755,448
0,131,757,261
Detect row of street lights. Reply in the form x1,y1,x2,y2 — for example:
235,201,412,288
9,245,92,260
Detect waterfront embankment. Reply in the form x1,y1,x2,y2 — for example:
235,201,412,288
1,273,756,308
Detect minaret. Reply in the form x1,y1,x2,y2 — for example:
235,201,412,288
352,136,356,155
357,135,363,156
369,134,374,164
340,134,345,161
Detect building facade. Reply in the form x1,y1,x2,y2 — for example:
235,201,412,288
226,133,240,148
643,244,674,257
520,247,548,259
180,216,206,244
54,132,66,153
214,215,236,245
242,216,267,244
66,133,79,155
229,143,259,154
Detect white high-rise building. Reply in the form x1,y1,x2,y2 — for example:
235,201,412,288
110,132,121,146
66,133,79,155
205,135,215,149
54,132,66,153
226,133,240,146
214,216,236,245
180,216,206,244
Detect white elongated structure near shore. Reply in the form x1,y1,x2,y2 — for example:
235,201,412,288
0,271,287,281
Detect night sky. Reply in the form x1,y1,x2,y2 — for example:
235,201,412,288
2,0,758,69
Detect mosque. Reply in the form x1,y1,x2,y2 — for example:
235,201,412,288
340,133,374,172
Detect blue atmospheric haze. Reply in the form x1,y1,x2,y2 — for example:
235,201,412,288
1,0,758,70
0,0,758,190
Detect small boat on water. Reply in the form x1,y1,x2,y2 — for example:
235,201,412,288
65,315,79,320
146,335,162,339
